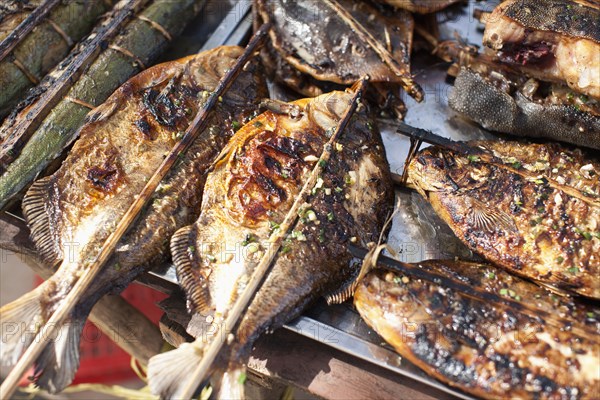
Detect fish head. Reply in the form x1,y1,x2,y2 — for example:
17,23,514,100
407,146,492,195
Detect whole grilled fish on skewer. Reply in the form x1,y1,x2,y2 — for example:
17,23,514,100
0,46,267,393
254,0,423,116
148,89,394,398
355,259,600,399
406,138,600,298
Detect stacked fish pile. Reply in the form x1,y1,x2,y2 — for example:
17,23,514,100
0,1,598,399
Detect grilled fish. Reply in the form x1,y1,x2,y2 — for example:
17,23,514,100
254,0,423,115
376,0,462,14
148,90,394,398
483,0,600,100
355,260,600,399
407,140,600,298
0,46,267,393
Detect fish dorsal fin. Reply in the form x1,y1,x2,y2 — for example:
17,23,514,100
21,176,62,266
170,225,213,315
465,196,518,234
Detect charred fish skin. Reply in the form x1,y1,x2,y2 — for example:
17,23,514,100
254,0,422,103
174,89,394,327
1,46,267,392
448,68,600,149
152,90,394,398
482,0,600,100
355,261,600,400
407,141,600,299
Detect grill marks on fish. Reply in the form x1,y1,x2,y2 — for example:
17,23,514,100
354,261,600,400
408,141,600,298
154,90,394,398
4,46,267,393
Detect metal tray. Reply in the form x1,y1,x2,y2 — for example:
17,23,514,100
147,1,505,399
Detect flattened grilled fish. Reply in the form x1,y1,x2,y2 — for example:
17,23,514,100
255,0,423,113
407,140,600,298
355,260,600,399
376,0,462,14
483,0,600,100
0,46,267,392
148,90,394,398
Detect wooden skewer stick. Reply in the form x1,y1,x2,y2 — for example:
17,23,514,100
0,0,151,167
347,244,598,340
177,78,370,400
321,0,423,102
0,22,272,400
0,0,62,63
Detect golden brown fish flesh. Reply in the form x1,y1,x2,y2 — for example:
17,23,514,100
355,260,600,399
148,90,394,398
483,0,600,100
0,46,267,393
407,140,600,298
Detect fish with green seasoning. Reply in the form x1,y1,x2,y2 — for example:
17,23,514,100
148,90,394,398
0,46,268,393
355,260,600,399
407,140,600,298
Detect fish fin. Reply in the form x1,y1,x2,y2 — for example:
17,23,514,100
22,176,62,266
465,196,518,234
213,364,246,400
0,285,45,366
171,225,212,315
325,281,357,305
148,342,206,398
33,318,84,394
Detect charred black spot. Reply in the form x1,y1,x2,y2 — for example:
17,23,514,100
142,85,190,128
135,117,155,140
255,174,286,202
87,165,119,191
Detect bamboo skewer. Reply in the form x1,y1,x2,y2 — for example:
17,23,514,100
0,212,166,365
0,0,116,119
395,123,600,207
0,0,62,63
0,0,151,168
347,245,598,340
0,0,205,211
177,77,370,400
0,22,271,400
322,0,423,102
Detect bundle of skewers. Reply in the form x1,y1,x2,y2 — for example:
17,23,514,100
0,1,598,399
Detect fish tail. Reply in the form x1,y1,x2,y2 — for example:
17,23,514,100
32,315,86,393
0,285,46,367
148,341,209,398
213,363,246,400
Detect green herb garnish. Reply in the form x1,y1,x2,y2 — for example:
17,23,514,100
467,155,480,163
